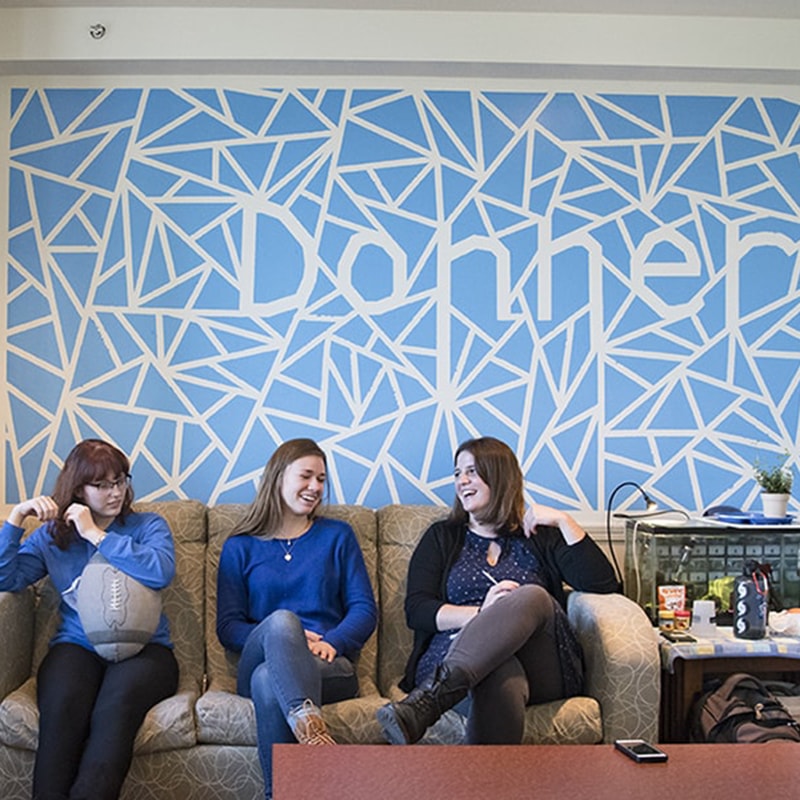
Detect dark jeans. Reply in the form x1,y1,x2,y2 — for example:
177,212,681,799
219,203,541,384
444,584,562,744
34,642,179,800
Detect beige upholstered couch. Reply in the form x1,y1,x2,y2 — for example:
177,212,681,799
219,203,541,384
0,501,660,800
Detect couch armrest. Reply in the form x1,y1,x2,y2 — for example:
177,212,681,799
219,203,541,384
0,588,34,699
568,591,660,744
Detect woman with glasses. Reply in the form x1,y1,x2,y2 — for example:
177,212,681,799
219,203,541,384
0,438,178,800
216,438,377,800
377,436,619,746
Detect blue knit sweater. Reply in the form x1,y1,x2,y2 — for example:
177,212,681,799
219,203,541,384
0,512,176,651
216,517,377,660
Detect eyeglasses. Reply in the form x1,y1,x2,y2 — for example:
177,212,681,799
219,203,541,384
86,475,131,493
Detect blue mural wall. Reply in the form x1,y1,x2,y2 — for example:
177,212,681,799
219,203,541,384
4,86,800,512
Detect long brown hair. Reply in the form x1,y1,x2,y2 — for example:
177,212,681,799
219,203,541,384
51,439,134,549
449,437,525,533
232,438,328,538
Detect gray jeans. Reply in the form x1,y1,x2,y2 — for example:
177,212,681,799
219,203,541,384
444,583,563,744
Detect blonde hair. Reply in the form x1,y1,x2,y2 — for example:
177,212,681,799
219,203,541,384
449,437,524,533
232,438,327,538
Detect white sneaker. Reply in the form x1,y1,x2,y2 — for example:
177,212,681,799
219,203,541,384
287,699,337,745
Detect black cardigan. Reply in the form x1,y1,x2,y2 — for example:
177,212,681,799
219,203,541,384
399,518,621,692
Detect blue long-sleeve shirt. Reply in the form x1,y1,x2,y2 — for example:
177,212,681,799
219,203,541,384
216,517,377,659
0,512,175,651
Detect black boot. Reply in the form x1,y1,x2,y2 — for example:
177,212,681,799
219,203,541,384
377,664,469,745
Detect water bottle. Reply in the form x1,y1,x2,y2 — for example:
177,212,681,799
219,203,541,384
733,560,769,639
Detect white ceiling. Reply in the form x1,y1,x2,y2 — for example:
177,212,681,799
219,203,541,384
0,0,799,17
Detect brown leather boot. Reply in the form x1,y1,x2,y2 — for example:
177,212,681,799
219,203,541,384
376,664,469,745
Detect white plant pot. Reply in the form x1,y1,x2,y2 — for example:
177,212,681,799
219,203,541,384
761,492,790,519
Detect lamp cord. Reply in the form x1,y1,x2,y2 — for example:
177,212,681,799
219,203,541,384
605,481,657,590
605,502,624,589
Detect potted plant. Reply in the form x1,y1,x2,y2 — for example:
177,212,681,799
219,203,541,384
753,451,793,519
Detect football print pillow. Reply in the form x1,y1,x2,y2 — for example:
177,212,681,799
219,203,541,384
77,552,162,662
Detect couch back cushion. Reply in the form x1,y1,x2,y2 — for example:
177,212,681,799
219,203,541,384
136,500,207,692
20,500,207,692
375,504,448,696
205,504,380,697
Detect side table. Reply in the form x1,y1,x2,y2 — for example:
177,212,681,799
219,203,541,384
659,627,800,742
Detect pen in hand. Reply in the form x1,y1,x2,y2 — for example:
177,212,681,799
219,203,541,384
481,569,498,584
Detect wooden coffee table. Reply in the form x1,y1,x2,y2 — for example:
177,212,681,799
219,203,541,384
273,742,800,799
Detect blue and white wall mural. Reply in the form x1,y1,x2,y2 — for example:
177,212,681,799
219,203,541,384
4,86,800,511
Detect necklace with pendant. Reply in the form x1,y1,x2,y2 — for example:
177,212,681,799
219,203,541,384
279,538,296,562
277,519,312,562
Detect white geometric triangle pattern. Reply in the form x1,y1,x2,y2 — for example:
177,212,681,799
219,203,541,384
4,87,799,512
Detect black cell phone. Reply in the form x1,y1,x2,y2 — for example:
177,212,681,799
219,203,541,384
614,739,668,763
660,630,696,643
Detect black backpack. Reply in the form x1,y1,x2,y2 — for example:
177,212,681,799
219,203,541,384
690,672,800,744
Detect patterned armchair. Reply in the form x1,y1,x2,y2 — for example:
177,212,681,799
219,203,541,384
0,500,660,800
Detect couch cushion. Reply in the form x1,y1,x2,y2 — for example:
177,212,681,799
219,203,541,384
0,678,196,753
133,501,207,695
375,504,448,695
205,503,380,697
196,690,256,746
196,689,389,746
421,698,602,744
0,587,33,700
523,697,603,744
205,504,248,695
320,695,388,744
0,679,38,750
133,690,198,753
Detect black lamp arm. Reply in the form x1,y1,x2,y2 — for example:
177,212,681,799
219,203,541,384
605,481,655,589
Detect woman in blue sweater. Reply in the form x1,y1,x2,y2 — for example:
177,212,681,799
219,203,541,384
0,439,178,800
216,438,377,799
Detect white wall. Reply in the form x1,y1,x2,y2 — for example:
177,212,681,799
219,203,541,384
2,5,799,542
1,6,799,78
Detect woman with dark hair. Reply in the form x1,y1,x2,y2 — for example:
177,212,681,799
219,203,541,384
216,438,377,800
377,436,619,746
0,439,178,800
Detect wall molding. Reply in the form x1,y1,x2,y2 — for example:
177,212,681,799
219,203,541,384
1,8,800,77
